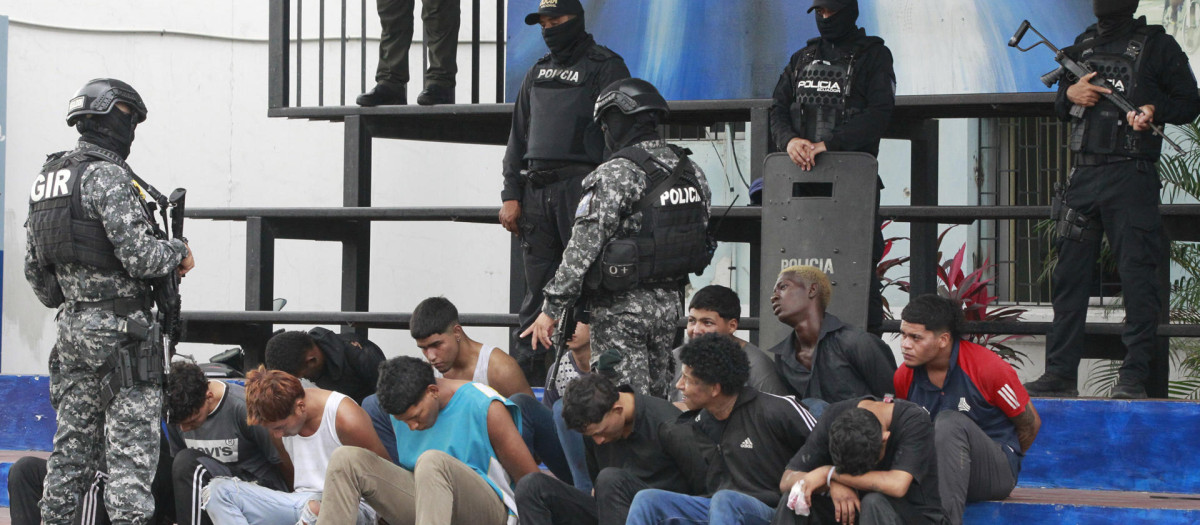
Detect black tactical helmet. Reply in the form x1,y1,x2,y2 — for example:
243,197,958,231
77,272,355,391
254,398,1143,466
66,78,148,126
593,78,669,123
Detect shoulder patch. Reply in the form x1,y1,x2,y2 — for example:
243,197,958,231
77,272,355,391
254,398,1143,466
575,191,594,217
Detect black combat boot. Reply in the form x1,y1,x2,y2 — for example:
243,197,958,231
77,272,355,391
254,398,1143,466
416,84,454,105
1023,373,1079,397
357,83,406,106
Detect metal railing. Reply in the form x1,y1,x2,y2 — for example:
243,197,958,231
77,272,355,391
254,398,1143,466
269,0,506,109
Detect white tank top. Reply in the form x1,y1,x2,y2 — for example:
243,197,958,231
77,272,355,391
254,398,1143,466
283,390,348,493
473,345,497,384
434,344,499,385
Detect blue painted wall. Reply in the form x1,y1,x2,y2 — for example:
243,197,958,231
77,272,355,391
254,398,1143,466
1019,398,1200,494
505,0,1093,101
0,375,56,452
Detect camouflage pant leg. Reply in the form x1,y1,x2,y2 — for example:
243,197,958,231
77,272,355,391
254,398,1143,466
590,289,682,399
43,310,159,525
104,382,162,525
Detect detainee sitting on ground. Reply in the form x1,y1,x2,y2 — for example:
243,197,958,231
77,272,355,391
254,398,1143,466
265,327,386,404
362,296,571,482
201,367,387,525
768,265,896,416
315,356,540,525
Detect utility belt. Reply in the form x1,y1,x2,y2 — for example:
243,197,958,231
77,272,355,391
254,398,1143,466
1072,153,1140,167
83,298,164,409
522,162,596,188
64,296,154,316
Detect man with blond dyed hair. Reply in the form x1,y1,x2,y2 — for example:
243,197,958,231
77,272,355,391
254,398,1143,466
768,265,895,416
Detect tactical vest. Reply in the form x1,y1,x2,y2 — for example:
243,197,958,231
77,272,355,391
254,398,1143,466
525,46,617,165
27,150,127,271
788,38,879,143
589,145,711,291
1071,24,1163,157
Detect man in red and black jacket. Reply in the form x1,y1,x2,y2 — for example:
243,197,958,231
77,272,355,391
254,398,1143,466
894,295,1041,525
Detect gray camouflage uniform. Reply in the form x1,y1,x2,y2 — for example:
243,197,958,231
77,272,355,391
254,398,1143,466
542,139,711,398
25,141,188,525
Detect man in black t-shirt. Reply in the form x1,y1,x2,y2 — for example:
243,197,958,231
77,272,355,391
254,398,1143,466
775,397,945,525
265,327,385,404
515,373,703,525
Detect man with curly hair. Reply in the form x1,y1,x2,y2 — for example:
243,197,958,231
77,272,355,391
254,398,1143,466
201,367,388,525
768,265,896,416
776,398,945,525
626,334,817,525
165,360,287,525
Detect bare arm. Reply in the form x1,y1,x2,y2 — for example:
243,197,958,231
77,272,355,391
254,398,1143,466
334,397,390,460
487,400,540,482
831,468,914,499
488,350,535,397
273,434,295,491
1011,401,1041,454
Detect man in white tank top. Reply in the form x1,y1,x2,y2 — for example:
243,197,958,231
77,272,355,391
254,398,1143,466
201,367,390,525
400,296,574,483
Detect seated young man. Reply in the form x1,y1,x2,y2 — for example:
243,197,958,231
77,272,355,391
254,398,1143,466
166,360,287,525
202,367,387,525
265,327,386,404
768,265,896,415
894,294,1041,525
544,320,596,491
627,334,817,525
776,398,945,525
314,356,540,525
516,373,702,525
363,296,571,481
673,284,789,401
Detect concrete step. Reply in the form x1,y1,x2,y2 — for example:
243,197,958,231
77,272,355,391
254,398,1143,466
964,487,1200,524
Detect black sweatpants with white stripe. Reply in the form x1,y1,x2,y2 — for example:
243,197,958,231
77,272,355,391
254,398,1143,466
171,448,239,525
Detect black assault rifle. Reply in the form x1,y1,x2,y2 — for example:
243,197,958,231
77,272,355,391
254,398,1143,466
1008,19,1184,154
145,186,187,365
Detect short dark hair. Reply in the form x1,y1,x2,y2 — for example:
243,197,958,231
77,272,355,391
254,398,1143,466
901,294,963,340
376,356,436,416
561,374,620,432
678,333,749,395
264,331,317,376
689,285,741,321
829,408,883,476
411,297,459,340
166,360,209,423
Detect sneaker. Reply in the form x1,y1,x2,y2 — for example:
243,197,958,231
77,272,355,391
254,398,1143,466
356,83,406,106
416,84,454,106
1111,382,1148,399
1023,373,1079,397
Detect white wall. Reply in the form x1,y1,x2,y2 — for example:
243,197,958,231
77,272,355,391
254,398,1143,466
0,1,515,373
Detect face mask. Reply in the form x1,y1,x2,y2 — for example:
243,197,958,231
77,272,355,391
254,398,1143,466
543,15,585,61
815,3,859,41
601,111,657,152
78,110,138,159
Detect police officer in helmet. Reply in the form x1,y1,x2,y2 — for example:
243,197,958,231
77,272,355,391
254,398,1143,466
501,0,630,385
768,0,895,336
26,78,195,524
1025,0,1200,399
523,78,712,399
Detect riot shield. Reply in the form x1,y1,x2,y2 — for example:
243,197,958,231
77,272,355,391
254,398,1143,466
759,152,879,348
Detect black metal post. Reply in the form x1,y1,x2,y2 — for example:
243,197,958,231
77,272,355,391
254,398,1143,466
269,0,291,109
908,120,940,297
472,0,481,103
496,0,505,102
343,116,373,338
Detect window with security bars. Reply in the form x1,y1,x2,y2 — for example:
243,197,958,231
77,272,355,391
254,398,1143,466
975,116,1120,305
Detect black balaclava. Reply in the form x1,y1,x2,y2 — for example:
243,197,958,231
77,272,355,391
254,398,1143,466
1094,0,1138,36
543,13,588,63
77,110,138,160
816,0,860,42
601,111,659,152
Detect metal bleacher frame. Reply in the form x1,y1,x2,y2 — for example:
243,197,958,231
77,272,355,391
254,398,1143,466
179,0,1200,398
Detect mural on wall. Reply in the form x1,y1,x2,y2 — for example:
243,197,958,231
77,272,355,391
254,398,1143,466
506,0,1100,101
